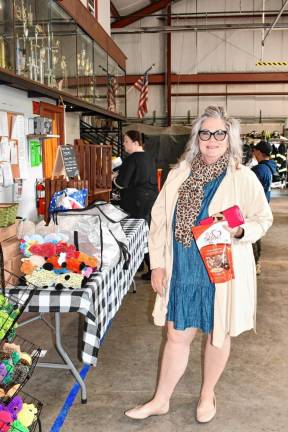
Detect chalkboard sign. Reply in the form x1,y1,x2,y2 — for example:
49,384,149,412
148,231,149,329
52,144,80,180
61,145,79,179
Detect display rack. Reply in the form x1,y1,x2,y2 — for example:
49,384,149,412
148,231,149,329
0,334,41,403
0,275,37,342
0,268,44,430
27,135,60,139
0,0,127,118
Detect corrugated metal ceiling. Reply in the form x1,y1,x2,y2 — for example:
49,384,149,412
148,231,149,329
111,1,151,16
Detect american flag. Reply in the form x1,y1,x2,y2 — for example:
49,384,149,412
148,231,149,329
107,74,118,112
134,73,148,118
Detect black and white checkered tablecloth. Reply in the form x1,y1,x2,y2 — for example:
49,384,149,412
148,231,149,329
10,219,149,366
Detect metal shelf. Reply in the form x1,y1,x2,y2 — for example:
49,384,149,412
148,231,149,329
27,134,60,139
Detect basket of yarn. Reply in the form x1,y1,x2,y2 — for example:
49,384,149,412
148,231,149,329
0,278,37,343
0,335,41,403
0,390,43,431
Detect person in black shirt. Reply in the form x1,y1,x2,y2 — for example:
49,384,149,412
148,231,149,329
113,130,158,279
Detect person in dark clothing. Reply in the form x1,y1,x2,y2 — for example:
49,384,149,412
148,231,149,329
270,142,287,183
252,141,277,202
242,143,253,166
251,140,277,275
113,130,158,279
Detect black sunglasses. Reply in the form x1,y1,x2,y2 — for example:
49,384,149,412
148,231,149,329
198,129,228,141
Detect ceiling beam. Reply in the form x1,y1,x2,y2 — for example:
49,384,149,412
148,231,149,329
124,72,288,85
112,22,288,34
172,92,288,96
111,0,172,29
110,2,120,18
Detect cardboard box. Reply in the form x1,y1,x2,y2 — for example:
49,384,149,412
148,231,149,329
0,237,20,262
3,253,23,288
0,225,23,288
0,223,18,243
0,220,20,243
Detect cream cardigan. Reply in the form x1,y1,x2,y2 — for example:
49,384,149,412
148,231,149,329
149,160,273,347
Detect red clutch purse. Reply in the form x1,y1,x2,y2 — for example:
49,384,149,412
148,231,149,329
199,205,244,228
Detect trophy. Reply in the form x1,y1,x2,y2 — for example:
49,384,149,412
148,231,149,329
15,0,26,21
16,35,26,75
77,53,81,71
0,37,6,68
46,30,59,88
80,48,86,73
60,55,68,89
28,4,33,27
39,44,46,84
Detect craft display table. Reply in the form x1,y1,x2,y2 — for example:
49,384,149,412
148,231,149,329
10,218,149,403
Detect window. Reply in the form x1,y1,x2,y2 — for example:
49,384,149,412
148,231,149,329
88,0,96,17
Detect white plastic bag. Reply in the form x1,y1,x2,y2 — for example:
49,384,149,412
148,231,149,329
54,202,130,270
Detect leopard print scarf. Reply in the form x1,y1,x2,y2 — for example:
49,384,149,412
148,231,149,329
175,151,230,247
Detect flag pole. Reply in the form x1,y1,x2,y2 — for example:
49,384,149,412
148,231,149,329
126,63,155,94
99,64,113,79
144,63,155,75
99,64,108,73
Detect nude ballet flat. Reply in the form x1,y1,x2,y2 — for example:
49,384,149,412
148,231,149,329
196,395,216,424
124,403,169,420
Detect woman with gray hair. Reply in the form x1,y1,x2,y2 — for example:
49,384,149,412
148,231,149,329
125,106,273,423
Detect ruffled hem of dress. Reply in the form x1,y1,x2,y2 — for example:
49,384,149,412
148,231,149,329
166,318,213,334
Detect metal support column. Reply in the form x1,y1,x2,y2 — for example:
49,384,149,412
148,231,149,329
166,4,172,126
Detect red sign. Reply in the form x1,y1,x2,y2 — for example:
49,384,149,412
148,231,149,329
32,101,40,115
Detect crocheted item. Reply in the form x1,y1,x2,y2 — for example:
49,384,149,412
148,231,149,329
12,363,29,382
10,420,29,432
17,403,38,427
11,364,30,384
19,353,32,366
5,384,20,398
2,344,21,355
55,273,84,290
0,410,13,431
25,269,56,288
6,395,23,420
0,308,19,341
0,364,7,383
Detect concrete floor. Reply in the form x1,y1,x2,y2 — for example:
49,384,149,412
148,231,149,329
17,190,288,431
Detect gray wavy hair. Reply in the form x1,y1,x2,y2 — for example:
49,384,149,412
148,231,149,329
183,106,243,166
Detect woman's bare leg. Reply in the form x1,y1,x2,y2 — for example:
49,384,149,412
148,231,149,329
197,334,231,416
125,322,197,419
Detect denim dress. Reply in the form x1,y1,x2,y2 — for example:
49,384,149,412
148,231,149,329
167,172,226,333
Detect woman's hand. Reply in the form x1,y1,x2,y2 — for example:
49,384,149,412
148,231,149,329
224,224,244,238
151,268,167,296
112,171,118,180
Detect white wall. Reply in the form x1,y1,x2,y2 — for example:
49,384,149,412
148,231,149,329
113,0,288,120
80,0,110,34
0,86,80,222
0,87,42,221
98,0,111,35
65,112,81,144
